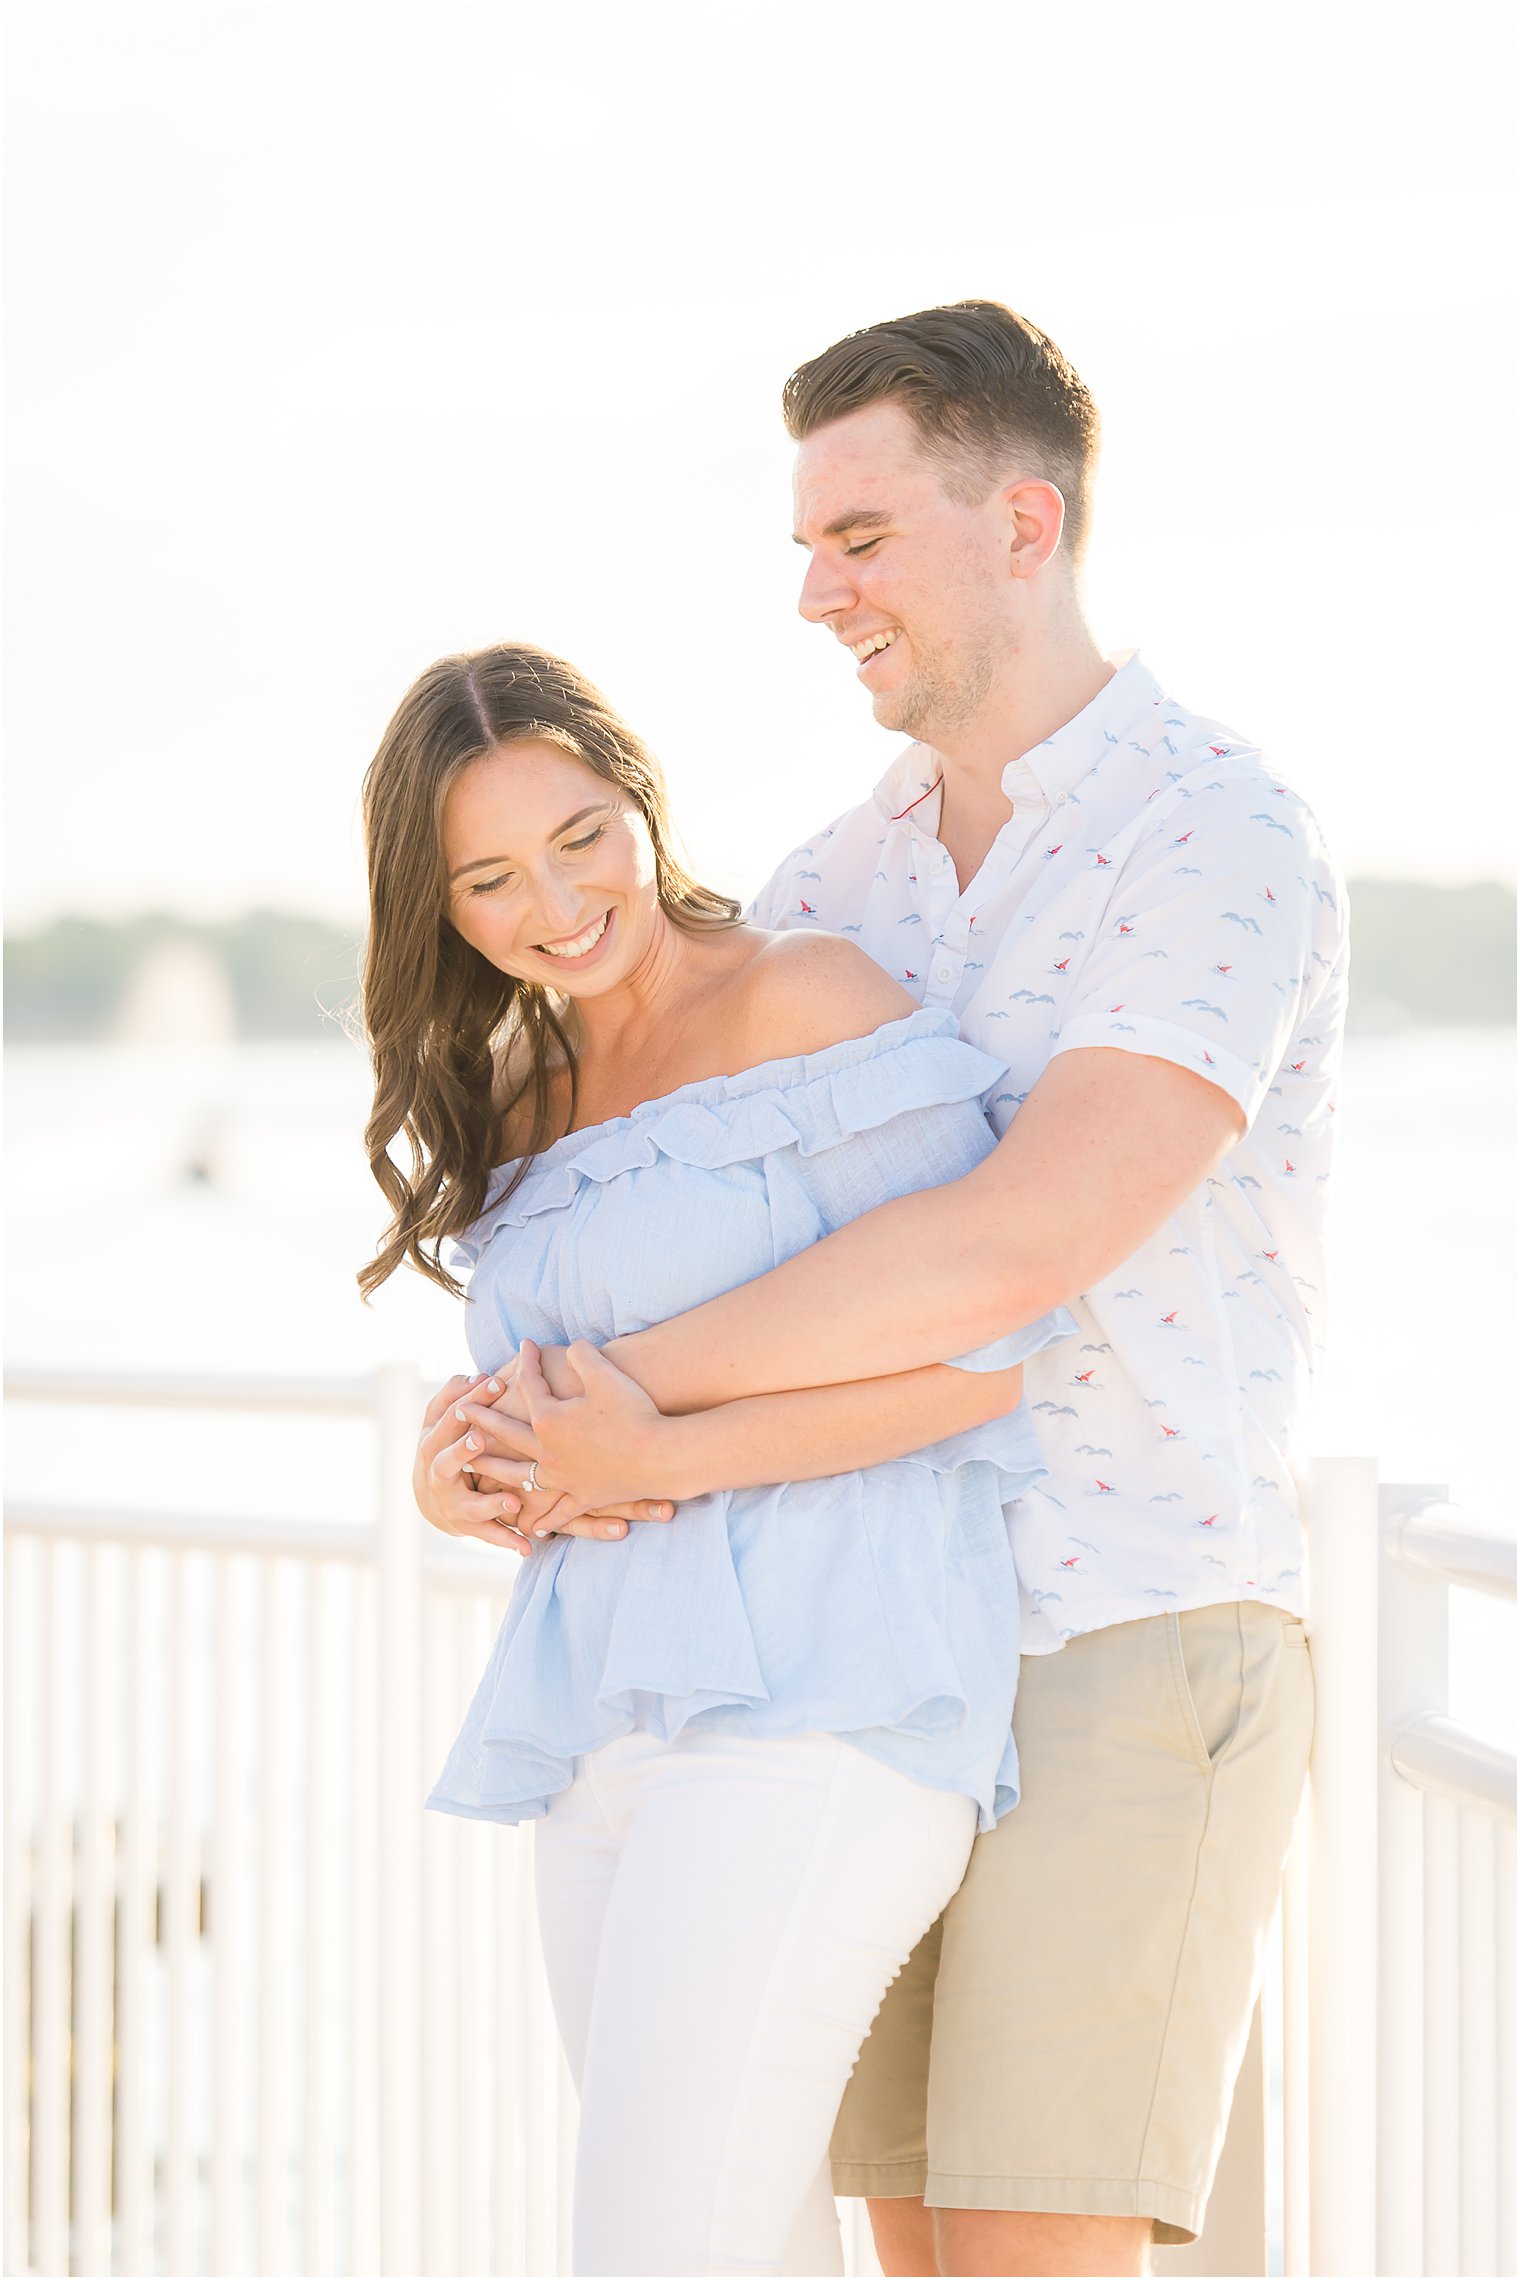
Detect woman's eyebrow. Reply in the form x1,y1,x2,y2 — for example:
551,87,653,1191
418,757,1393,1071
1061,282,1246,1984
448,805,609,882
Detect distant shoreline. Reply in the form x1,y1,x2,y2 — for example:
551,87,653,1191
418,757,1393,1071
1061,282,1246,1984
3,881,1515,1041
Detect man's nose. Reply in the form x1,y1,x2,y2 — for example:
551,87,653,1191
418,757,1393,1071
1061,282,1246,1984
797,549,855,625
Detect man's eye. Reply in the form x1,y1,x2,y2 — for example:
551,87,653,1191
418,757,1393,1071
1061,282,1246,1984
566,826,605,852
845,537,883,557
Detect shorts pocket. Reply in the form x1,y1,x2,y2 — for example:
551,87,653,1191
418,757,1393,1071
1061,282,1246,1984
1167,1607,1246,1775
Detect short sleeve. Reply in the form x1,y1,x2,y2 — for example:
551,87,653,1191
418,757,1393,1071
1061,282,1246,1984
1048,765,1348,1125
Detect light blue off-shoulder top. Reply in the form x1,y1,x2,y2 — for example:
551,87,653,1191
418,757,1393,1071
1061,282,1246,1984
425,1010,1076,1833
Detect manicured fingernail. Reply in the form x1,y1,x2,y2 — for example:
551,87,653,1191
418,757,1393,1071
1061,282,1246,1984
604,1522,624,1538
533,1526,550,1539
454,1406,467,1422
465,1432,481,1452
486,1379,502,1395
500,1497,520,1514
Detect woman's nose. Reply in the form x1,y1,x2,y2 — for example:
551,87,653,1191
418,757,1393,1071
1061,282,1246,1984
531,870,583,940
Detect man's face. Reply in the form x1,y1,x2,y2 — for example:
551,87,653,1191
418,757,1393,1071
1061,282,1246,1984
791,400,1018,745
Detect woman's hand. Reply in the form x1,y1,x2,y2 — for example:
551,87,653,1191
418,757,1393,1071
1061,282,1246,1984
414,1370,673,1554
454,1339,683,1531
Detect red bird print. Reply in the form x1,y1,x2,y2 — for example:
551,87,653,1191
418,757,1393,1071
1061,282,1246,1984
1060,1555,1082,1568
1202,1050,1216,1066
1118,922,1135,935
1291,1060,1307,1073
1094,1481,1116,1494
1263,886,1277,902
1044,843,1063,859
1209,744,1230,756
1074,1370,1096,1385
904,970,918,982
1199,1515,1219,1528
1093,853,1113,867
799,899,816,916
1173,830,1196,846
1054,957,1071,972
1161,1424,1181,1438
1160,1310,1180,1326
1110,1003,1126,1013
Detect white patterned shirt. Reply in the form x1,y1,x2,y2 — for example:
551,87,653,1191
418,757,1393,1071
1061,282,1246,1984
749,652,1348,1648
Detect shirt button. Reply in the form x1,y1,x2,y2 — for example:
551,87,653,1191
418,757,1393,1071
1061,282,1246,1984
935,964,953,983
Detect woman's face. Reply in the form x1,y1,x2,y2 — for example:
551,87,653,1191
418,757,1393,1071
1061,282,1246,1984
441,739,659,995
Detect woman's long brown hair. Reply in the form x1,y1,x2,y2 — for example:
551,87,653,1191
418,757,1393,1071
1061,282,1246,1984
358,644,740,1299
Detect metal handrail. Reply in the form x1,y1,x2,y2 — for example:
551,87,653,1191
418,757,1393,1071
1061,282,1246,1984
2,1496,520,1589
1390,1713,1517,1823
3,1367,376,1416
1387,1501,1517,1601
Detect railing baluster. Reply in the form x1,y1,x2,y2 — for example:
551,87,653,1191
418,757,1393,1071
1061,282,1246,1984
256,1560,285,2276
421,1590,458,2278
375,1362,424,2277
492,1641,530,2279
1306,1455,1381,2276
117,1551,155,2277
304,1561,335,2279
455,1597,489,2278
350,1565,382,2280
1495,1823,1516,2278
34,1540,72,2279
1423,1792,1462,2277
75,1544,117,2278
211,1554,242,2276
1458,1810,1498,2277
164,1552,196,2277
4,1537,35,2279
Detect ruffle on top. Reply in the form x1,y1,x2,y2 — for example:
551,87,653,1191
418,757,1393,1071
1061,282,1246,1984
454,1009,1006,1248
428,1011,1074,1835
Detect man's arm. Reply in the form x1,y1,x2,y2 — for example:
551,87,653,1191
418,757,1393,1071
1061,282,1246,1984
461,1343,1028,1519
603,1048,1243,1410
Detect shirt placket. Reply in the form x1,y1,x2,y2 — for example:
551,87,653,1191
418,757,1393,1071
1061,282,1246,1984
918,798,1051,1008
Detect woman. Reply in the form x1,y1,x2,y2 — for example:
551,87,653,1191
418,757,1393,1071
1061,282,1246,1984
360,644,1070,2278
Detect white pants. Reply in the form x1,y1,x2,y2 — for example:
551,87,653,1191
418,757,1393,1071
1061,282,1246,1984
534,1727,977,2277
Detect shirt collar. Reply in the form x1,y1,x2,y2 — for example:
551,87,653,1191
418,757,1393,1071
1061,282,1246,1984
872,649,1165,827
1006,650,1165,805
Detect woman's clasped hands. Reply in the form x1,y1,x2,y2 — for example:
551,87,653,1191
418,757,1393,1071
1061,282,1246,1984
412,1340,680,1554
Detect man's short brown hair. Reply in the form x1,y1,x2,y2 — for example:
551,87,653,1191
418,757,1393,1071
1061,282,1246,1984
782,300,1100,561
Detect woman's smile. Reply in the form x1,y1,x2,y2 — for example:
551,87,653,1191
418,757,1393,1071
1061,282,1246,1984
532,907,615,970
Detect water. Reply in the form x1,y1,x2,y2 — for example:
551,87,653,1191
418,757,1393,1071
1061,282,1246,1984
5,1029,1514,1742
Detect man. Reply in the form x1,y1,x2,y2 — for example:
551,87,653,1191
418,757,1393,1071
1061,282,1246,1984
423,301,1344,2275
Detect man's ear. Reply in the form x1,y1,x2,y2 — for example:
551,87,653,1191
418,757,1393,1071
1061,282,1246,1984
1002,477,1066,578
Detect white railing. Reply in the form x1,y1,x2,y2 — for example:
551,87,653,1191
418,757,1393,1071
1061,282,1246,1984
1289,1464,1517,2280
3,1375,1515,2279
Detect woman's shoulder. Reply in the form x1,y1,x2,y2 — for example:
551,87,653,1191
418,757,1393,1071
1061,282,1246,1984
734,926,919,1063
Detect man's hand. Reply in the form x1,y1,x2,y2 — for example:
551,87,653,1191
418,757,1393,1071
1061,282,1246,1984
413,1370,674,1553
453,1339,683,1529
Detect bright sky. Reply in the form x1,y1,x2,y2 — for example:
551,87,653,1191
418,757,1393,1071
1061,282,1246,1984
4,0,1515,930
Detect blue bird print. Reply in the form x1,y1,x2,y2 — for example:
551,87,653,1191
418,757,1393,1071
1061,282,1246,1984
1251,813,1294,834
1182,999,1229,1020
1222,912,1263,934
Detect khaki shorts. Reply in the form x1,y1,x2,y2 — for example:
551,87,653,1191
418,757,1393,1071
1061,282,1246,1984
830,1601,1313,2245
